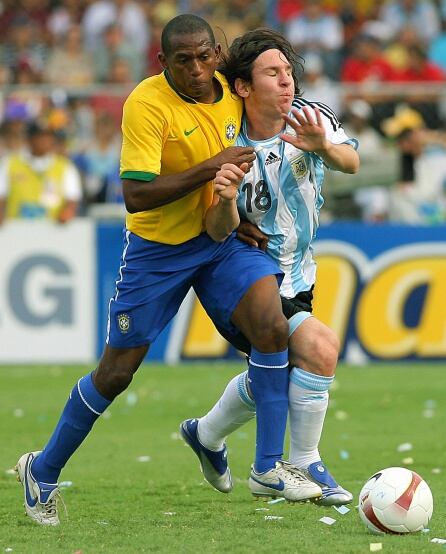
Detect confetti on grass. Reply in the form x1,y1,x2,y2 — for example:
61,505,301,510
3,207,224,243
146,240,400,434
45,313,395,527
5,468,16,476
163,512,176,516
333,505,350,515
369,543,382,552
268,498,285,504
126,392,138,406
264,515,283,521
334,411,348,421
431,538,446,544
319,516,336,525
402,457,414,465
340,450,350,460
432,468,441,474
255,508,270,512
137,456,151,462
59,481,73,488
397,442,413,452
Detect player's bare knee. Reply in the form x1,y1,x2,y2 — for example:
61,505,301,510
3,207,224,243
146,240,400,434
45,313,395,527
94,364,134,399
311,339,338,376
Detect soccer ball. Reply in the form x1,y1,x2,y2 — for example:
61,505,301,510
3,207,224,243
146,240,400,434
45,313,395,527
358,467,433,534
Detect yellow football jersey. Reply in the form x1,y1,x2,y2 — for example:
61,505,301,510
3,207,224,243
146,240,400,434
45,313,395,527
120,70,242,244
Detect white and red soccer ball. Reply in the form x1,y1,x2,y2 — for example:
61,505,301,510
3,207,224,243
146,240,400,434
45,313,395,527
358,467,433,534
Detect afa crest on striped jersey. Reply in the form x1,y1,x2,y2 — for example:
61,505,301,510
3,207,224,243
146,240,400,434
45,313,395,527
236,97,358,299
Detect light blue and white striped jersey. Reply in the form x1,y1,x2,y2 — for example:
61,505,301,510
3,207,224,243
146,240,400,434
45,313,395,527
236,97,358,299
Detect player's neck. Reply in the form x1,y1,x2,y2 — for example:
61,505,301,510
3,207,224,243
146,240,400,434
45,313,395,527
245,111,284,141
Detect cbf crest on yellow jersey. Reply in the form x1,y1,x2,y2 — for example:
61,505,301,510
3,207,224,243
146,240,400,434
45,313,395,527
120,71,242,245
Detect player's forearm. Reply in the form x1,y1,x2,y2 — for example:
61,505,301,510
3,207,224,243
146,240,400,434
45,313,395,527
123,159,220,212
315,143,360,174
206,198,240,242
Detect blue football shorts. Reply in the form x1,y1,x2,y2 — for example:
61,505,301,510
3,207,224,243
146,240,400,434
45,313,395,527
107,230,283,348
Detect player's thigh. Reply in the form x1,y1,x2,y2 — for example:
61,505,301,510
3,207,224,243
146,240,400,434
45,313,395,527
231,275,288,349
193,234,285,339
107,232,195,349
288,316,339,376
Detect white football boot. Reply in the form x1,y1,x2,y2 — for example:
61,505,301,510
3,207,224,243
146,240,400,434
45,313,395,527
249,460,322,502
16,451,60,526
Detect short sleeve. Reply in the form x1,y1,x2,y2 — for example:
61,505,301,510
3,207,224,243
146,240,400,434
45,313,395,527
120,95,168,178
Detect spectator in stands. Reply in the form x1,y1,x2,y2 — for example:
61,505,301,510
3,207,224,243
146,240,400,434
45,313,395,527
44,24,94,86
0,118,28,157
341,34,396,83
212,0,265,32
396,45,445,129
383,107,446,224
0,64,11,86
344,100,397,221
378,0,440,45
0,122,82,224
300,54,341,116
397,44,445,82
177,0,216,20
73,112,122,206
82,0,149,54
384,25,423,72
93,23,143,83
0,0,50,39
0,15,48,83
285,0,344,80
429,19,446,73
47,0,85,44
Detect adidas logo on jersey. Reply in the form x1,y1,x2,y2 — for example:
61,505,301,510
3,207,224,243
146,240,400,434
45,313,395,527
265,152,281,165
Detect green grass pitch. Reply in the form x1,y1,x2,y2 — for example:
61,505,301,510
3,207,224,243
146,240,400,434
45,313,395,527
0,363,445,553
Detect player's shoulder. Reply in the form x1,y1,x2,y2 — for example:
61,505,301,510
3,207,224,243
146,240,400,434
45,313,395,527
292,96,340,132
125,73,171,109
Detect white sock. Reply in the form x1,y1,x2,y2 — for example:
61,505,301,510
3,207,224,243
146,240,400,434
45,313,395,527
197,371,256,451
288,367,333,469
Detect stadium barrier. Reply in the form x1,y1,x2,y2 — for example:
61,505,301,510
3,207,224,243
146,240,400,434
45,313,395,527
1,220,445,364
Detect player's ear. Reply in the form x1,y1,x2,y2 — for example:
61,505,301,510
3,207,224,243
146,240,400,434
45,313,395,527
158,52,168,69
234,78,250,98
214,43,222,59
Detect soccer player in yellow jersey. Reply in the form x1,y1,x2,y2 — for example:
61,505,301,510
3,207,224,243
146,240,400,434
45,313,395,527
16,15,319,526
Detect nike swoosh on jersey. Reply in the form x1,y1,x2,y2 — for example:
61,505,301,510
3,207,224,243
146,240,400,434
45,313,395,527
184,126,199,136
251,476,285,491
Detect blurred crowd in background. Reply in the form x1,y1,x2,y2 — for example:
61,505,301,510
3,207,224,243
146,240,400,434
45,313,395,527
0,0,446,224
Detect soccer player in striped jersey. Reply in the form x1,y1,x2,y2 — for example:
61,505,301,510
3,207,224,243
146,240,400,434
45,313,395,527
16,17,321,526
181,28,359,505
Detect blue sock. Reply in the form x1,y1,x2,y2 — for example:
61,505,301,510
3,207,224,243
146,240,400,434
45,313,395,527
248,347,289,473
31,372,111,484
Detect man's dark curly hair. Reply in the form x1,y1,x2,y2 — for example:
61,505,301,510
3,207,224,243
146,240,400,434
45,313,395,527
220,28,304,95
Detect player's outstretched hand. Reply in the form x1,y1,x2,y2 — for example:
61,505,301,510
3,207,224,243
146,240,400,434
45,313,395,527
280,106,328,153
237,220,269,251
214,146,256,169
214,162,249,201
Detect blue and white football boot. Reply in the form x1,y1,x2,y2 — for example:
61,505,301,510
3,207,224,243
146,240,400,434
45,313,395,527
304,461,353,506
15,451,60,525
180,418,233,493
249,460,322,502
